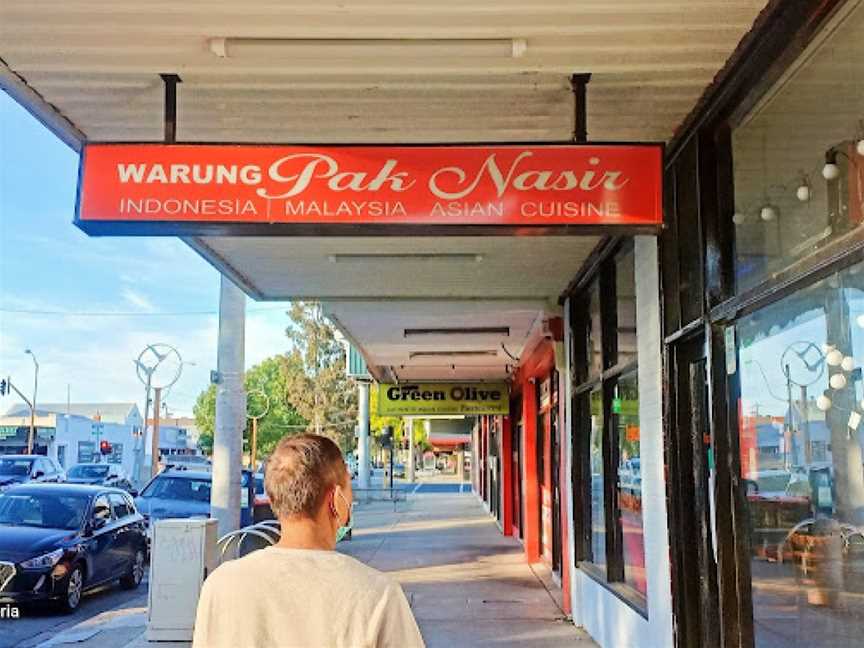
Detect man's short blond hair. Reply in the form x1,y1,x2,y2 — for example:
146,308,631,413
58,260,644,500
264,434,347,519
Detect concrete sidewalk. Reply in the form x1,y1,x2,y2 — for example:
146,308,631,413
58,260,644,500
40,491,596,647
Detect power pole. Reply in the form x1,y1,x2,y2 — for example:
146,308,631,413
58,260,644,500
212,275,246,537
151,387,162,477
357,381,370,489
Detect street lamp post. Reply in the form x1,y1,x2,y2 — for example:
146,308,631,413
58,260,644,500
24,349,39,454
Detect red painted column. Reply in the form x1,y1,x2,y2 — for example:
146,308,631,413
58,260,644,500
501,414,513,536
522,379,540,563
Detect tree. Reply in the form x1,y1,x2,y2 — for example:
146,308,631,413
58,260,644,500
283,302,358,452
193,355,307,458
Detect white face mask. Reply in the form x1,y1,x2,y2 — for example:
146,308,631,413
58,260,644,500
335,489,353,543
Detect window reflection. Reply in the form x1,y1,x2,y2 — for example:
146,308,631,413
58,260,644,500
590,388,606,567
615,373,645,598
737,262,864,648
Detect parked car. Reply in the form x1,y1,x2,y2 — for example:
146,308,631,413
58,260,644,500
160,454,211,471
134,469,254,531
65,464,136,494
0,455,65,492
252,473,273,522
0,483,147,612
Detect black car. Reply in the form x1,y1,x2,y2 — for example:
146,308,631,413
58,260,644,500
0,483,147,612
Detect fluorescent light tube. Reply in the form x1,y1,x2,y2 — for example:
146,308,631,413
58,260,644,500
328,253,483,263
208,37,527,60
404,327,510,337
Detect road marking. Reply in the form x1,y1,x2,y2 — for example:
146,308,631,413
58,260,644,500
412,483,423,495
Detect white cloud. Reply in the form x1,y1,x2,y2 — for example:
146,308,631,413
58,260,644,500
121,288,157,313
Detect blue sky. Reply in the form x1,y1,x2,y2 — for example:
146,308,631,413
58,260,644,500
0,92,293,417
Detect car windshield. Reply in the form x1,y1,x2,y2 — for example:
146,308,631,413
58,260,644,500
68,465,109,479
0,492,90,530
0,458,33,477
142,476,211,502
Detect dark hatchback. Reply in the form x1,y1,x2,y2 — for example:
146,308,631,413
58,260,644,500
0,483,147,612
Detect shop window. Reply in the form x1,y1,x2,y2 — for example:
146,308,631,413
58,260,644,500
614,373,646,599
731,5,864,294
108,443,123,464
588,387,606,567
570,242,645,609
616,248,638,367
77,441,95,464
736,260,864,647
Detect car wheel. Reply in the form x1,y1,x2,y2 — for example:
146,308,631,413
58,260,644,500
120,549,145,590
58,565,84,613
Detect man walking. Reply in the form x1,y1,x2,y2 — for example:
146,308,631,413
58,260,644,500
193,434,424,648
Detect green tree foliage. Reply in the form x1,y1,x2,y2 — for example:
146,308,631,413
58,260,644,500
193,355,307,458
283,302,358,452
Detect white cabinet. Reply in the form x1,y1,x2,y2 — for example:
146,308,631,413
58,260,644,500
147,518,219,642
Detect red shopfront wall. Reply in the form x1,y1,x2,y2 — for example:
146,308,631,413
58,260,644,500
511,321,571,615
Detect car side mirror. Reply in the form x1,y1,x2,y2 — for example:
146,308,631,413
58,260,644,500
129,489,139,498
32,470,45,479
91,516,108,531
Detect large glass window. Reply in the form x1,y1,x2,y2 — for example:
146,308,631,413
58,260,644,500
589,387,606,567
732,5,864,293
614,372,645,598
737,260,864,647
570,242,644,608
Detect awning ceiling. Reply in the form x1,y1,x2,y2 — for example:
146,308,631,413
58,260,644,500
1,0,770,382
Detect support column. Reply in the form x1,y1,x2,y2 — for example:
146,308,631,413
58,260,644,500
212,275,246,538
523,380,541,563
357,381,370,490
406,418,415,483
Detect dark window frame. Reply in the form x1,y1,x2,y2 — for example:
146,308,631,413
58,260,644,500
569,240,647,614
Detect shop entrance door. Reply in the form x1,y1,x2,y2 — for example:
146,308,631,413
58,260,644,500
668,335,720,648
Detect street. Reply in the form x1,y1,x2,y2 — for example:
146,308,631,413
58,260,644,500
0,577,147,648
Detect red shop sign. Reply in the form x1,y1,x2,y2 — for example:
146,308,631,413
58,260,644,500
75,143,662,235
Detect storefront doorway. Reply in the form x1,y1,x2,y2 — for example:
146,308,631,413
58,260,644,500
667,335,720,648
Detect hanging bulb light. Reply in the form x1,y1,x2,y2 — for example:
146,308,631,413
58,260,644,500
822,343,837,354
857,314,864,328
760,204,778,222
816,394,833,411
857,138,864,157
796,176,812,202
822,150,840,181
842,356,855,372
826,349,844,366
732,211,746,225
830,373,848,390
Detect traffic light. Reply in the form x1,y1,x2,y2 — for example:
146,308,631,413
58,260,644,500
99,440,112,455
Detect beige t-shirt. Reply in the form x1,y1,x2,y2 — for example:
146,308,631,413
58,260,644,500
192,546,425,648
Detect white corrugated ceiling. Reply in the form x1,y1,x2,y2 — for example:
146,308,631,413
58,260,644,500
1,0,770,381
1,0,769,143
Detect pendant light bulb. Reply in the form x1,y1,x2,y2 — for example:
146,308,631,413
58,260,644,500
826,349,844,366
857,314,864,328
857,138,864,157
816,395,833,412
760,204,777,222
841,356,855,372
732,211,746,225
796,181,811,202
822,150,840,181
830,373,847,390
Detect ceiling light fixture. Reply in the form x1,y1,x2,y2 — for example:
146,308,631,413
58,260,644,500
328,253,483,263
404,327,510,338
208,37,527,60
796,175,811,202
409,350,498,359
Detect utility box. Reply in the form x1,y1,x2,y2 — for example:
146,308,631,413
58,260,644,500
147,518,219,642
